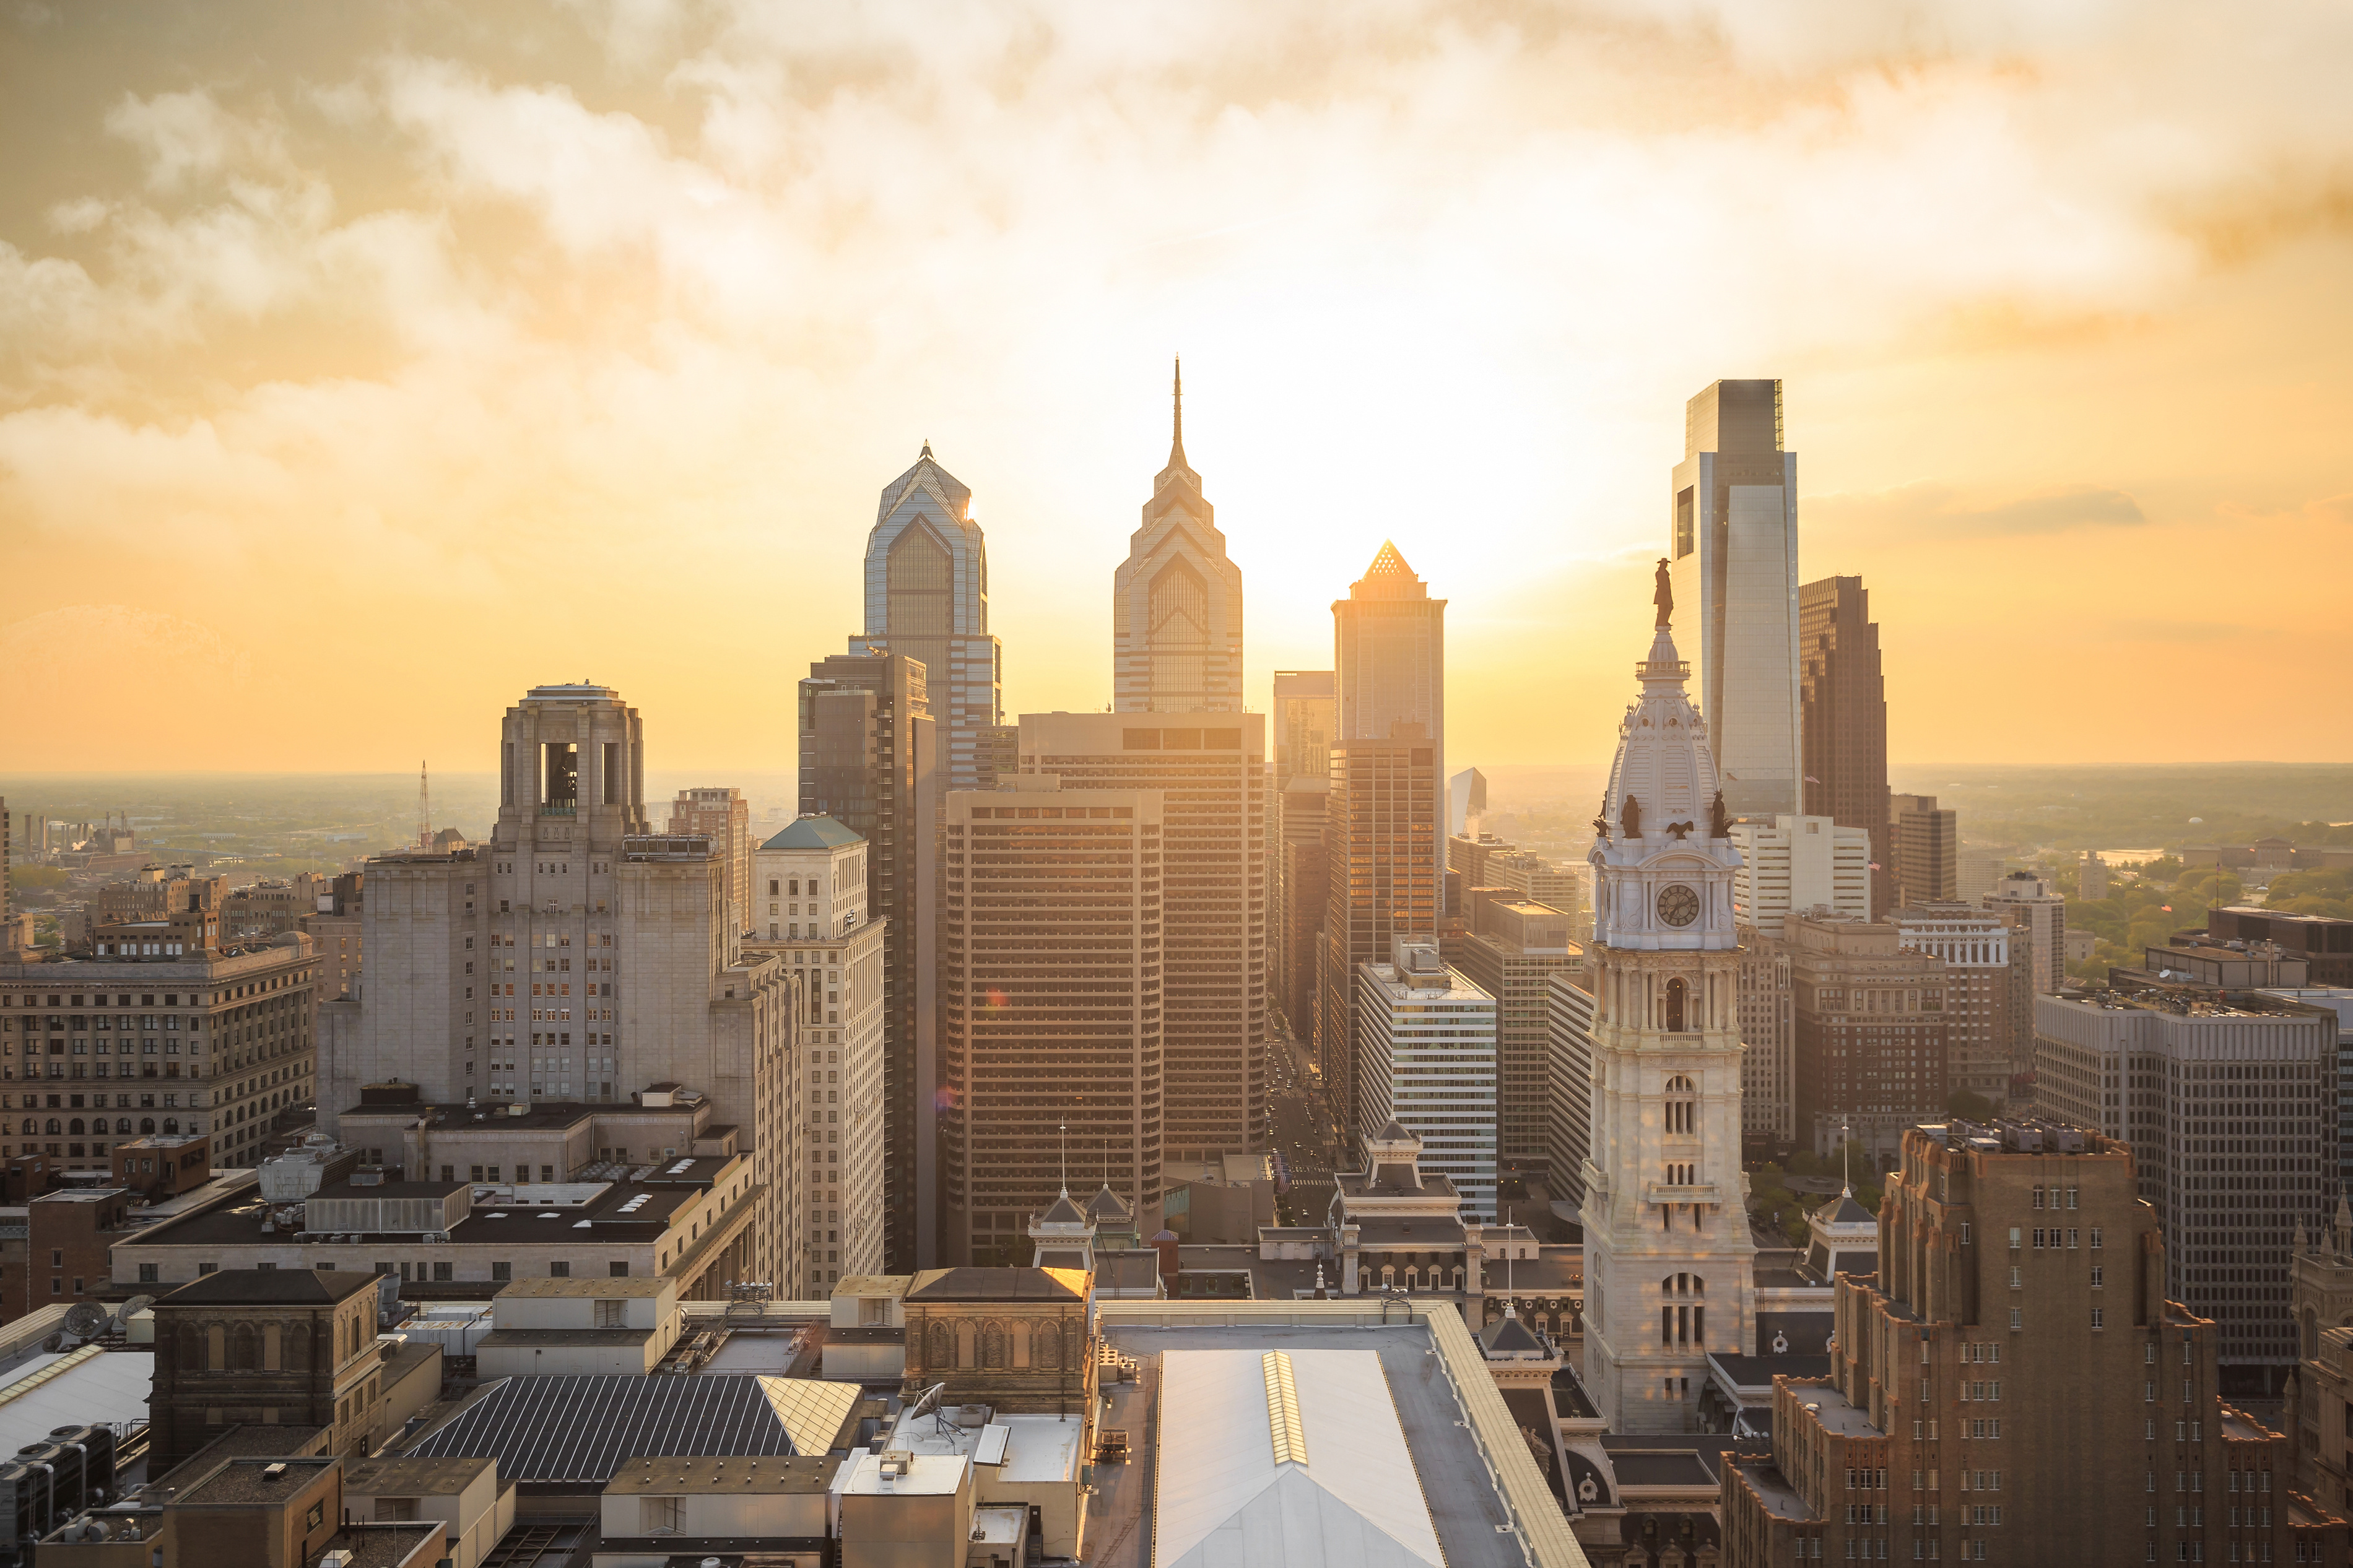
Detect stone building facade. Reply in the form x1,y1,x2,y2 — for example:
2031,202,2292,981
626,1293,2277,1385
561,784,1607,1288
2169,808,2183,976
147,1268,388,1474
898,1265,1098,1418
1718,1122,2349,1566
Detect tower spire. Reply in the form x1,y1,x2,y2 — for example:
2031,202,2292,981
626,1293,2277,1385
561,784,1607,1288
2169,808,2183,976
1170,356,1185,467
418,760,431,851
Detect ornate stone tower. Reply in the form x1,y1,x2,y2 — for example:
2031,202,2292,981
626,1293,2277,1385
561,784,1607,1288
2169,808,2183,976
1578,571,1757,1434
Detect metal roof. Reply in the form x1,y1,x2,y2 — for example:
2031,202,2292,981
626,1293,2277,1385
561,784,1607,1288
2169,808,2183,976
405,1375,857,1481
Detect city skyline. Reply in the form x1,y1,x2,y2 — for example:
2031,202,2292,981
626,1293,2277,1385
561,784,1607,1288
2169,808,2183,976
5,3,2353,773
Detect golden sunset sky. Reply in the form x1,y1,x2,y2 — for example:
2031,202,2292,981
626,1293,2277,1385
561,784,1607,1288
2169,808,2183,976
3,1,2349,776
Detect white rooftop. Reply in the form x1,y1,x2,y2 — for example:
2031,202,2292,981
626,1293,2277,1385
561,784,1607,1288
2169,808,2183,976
0,1348,155,1454
1154,1348,1443,1568
835,1450,969,1497
885,1407,1082,1484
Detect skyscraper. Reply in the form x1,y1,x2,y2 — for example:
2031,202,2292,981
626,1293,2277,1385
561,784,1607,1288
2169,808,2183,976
1315,725,1438,1148
1334,542,1446,830
1357,937,1498,1219
1113,362,1242,714
799,652,940,1271
325,682,796,1289
1890,792,1959,907
1666,379,1801,817
1728,815,1872,935
1579,591,1757,1433
1450,891,1580,1165
939,777,1163,1264
852,444,1003,794
1788,911,1951,1161
1983,870,2066,995
666,786,752,935
1014,712,1266,1160
749,816,887,1294
1797,574,1890,915
1271,671,1335,1039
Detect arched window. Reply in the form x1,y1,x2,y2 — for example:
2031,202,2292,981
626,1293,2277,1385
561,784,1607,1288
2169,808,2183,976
1035,1321,1061,1371
67,1119,84,1135
1664,977,1687,1032
163,1118,179,1134
1664,1075,1697,1137
43,1119,59,1135
140,1119,156,1134
116,1117,133,1134
17,1119,30,1136
981,1322,1007,1369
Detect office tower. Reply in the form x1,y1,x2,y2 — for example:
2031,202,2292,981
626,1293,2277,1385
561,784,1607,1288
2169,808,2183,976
1015,713,1266,1160
975,724,1017,791
1280,785,1336,1044
1451,831,1583,932
1542,968,1598,1208
2080,850,2110,900
1666,379,1801,817
0,930,318,1174
1315,725,1439,1148
1797,575,1891,915
2035,989,2338,1385
1451,891,1579,1164
1271,670,1336,1042
939,778,1162,1264
1721,1122,2329,1566
666,787,753,935
1728,815,1871,935
1,795,8,927
799,652,940,1272
299,872,364,1000
1736,927,1796,1146
1889,906,2017,1109
851,443,1003,794
1890,792,1959,907
1983,870,2066,995
1334,542,1446,834
749,816,887,1294
324,682,795,1293
1356,937,1498,1219
1788,912,1951,1159
1275,778,1328,1037
1448,766,1487,838
1113,362,1242,714
1578,598,1757,1435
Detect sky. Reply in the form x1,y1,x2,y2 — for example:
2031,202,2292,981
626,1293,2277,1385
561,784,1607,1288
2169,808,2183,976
2,0,2350,777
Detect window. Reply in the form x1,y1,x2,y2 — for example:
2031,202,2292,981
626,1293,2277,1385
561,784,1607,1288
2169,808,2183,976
2093,1307,2105,1330
610,1260,630,1278
595,1299,625,1327
640,1497,682,1535
492,1262,511,1281
550,1260,571,1278
138,1263,157,1283
2009,1307,2022,1331
307,1502,325,1530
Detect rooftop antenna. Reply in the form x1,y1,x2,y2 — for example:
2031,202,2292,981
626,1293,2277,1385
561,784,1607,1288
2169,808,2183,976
1841,1115,1853,1197
417,761,431,851
1058,1121,1068,1197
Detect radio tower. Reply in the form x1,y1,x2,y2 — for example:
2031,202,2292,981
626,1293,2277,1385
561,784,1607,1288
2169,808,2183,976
417,761,431,851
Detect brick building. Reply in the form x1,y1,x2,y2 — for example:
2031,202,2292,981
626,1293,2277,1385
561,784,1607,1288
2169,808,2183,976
146,1268,392,1473
1788,914,1950,1162
1719,1121,2349,1565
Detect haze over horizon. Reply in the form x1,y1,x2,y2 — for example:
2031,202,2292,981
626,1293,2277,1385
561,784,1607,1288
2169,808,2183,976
4,0,2350,774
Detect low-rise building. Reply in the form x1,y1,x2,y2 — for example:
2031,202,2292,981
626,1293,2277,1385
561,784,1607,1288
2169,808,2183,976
474,1275,684,1377
599,1453,837,1568
341,1455,515,1568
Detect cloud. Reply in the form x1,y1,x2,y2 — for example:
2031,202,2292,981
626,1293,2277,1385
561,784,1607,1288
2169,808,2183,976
1812,480,2148,537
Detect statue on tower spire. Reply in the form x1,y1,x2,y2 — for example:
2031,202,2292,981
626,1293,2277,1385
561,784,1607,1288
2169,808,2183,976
1653,556,1674,628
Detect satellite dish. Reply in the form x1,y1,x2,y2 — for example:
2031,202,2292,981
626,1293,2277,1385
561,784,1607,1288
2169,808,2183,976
63,1302,108,1340
41,1334,63,1353
121,1296,155,1320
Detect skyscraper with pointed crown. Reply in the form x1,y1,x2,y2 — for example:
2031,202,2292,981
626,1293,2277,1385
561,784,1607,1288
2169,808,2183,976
854,443,1004,793
1113,360,1244,713
1577,576,1758,1433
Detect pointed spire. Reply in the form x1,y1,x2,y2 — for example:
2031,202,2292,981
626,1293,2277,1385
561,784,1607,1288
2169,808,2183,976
1169,355,1186,468
920,438,933,460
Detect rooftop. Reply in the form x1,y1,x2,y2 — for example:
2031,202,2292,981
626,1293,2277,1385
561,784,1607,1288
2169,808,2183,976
178,1456,337,1505
342,1455,497,1494
760,815,864,851
159,1268,378,1307
495,1276,674,1299
604,1454,840,1495
903,1267,1088,1302
1094,1320,1547,1568
402,1375,859,1483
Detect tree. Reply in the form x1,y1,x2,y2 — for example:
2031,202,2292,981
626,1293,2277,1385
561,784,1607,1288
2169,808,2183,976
1946,1089,1996,1122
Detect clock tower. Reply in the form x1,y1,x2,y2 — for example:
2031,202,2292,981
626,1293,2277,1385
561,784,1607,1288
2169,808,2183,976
1578,571,1757,1432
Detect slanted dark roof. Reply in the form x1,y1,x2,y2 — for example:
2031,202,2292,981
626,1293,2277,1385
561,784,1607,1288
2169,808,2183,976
1479,1312,1549,1355
1037,1191,1088,1226
1708,1353,1833,1389
1372,1119,1414,1143
904,1267,1087,1302
159,1269,378,1307
404,1375,817,1481
1085,1183,1131,1221
760,815,863,851
1825,1191,1876,1225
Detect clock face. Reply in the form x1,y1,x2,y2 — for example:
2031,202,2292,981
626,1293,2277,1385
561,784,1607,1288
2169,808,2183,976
1656,883,1701,928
